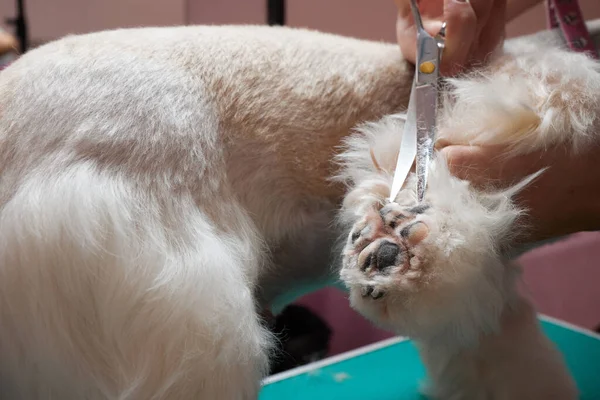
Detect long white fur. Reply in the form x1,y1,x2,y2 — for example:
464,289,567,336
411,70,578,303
439,41,600,154
0,164,272,398
0,23,597,399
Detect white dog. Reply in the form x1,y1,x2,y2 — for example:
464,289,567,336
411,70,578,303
0,23,597,399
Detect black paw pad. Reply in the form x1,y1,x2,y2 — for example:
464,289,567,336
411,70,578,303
375,241,400,271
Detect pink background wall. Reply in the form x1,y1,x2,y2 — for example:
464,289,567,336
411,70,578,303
0,0,185,45
1,0,600,45
1,0,599,355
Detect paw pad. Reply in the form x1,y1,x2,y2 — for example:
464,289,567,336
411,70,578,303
343,202,433,302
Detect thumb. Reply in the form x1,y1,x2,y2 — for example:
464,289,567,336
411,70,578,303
439,144,500,185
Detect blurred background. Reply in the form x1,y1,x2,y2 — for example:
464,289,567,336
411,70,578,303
1,0,599,47
1,0,599,374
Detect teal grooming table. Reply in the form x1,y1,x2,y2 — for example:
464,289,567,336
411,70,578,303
259,316,600,400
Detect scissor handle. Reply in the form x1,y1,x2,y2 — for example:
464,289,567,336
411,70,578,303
409,0,445,86
415,34,441,86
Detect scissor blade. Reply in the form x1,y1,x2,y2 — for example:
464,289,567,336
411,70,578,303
414,83,438,202
389,83,418,203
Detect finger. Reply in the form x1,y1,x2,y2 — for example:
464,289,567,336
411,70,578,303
395,0,444,65
439,145,484,180
439,145,506,187
469,0,496,35
463,0,497,64
395,0,419,64
394,0,411,16
471,0,507,64
396,13,417,64
441,143,549,192
441,0,478,75
506,0,542,22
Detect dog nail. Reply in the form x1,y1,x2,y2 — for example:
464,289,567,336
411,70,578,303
408,204,430,215
371,289,384,300
361,286,374,297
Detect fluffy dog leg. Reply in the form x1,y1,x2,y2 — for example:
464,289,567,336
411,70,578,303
419,293,577,400
335,115,576,399
0,165,270,399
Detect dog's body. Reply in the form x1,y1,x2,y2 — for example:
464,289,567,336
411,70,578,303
0,23,597,399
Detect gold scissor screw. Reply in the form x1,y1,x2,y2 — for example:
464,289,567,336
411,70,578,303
419,61,436,74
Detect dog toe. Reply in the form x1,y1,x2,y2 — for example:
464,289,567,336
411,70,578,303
400,221,429,245
370,287,385,299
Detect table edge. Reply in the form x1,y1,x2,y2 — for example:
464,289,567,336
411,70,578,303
261,314,600,386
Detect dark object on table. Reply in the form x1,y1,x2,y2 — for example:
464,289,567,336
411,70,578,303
268,304,332,375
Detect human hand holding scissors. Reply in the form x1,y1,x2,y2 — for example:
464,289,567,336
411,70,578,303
389,0,445,204
395,0,507,76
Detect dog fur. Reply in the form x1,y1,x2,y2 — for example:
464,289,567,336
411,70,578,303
0,23,597,399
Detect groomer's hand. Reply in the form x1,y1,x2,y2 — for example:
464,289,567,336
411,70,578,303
395,0,507,75
439,144,600,244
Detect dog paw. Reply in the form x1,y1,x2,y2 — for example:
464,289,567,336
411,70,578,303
340,202,439,304
339,191,512,340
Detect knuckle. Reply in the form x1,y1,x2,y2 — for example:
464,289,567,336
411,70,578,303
455,6,477,24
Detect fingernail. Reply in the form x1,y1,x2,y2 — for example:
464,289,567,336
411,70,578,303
438,147,451,160
435,139,451,150
454,0,468,3
423,19,443,36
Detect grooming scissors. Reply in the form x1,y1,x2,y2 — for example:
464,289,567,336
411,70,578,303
389,0,445,204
